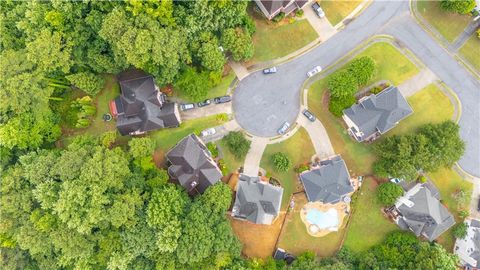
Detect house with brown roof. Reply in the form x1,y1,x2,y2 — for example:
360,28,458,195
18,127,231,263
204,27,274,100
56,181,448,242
254,0,309,20
166,134,222,196
110,69,181,136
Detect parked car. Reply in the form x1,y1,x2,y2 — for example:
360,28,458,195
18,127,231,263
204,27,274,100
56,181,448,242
197,99,211,107
302,109,316,122
389,178,404,184
263,66,277,74
311,2,325,18
307,66,322,77
180,103,195,111
277,122,290,135
214,95,231,104
477,197,480,211
200,128,216,137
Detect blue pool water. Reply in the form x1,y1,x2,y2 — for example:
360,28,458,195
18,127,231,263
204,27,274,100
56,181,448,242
306,208,339,229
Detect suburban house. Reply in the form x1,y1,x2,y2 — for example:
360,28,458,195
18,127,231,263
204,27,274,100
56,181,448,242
166,134,222,196
454,218,480,269
110,69,181,136
389,182,455,242
231,174,284,225
342,86,413,142
299,155,354,204
254,0,309,20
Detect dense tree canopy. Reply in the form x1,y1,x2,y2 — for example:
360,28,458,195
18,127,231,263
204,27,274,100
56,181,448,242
377,182,404,205
440,0,476,14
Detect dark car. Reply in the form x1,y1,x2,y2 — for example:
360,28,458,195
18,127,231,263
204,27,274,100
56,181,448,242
302,109,316,122
478,197,480,211
263,66,277,74
197,99,211,107
214,95,231,104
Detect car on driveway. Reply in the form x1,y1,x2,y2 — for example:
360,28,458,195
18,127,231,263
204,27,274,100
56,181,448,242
180,103,195,111
263,66,277,74
214,95,231,104
389,178,404,184
277,122,290,135
307,66,322,77
302,109,316,122
201,128,216,137
197,99,211,107
312,2,325,18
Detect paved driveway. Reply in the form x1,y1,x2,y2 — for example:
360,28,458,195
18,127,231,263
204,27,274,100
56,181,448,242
233,0,480,177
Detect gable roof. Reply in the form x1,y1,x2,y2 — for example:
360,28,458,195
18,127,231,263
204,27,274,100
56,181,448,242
255,0,306,18
343,86,413,141
232,174,283,224
166,134,222,195
299,156,353,204
455,218,480,268
395,182,455,241
115,69,180,136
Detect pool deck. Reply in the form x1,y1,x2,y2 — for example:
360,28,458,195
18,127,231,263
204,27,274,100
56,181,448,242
300,201,350,237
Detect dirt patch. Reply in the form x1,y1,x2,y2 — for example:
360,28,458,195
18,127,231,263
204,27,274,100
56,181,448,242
229,212,286,259
227,173,239,191
153,149,166,169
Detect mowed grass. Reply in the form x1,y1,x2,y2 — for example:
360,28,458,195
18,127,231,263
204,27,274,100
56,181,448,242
389,83,454,136
251,18,318,62
417,0,471,42
217,138,245,174
459,34,480,72
343,177,398,253
278,193,346,257
429,168,473,251
320,0,363,26
356,42,420,86
260,128,315,208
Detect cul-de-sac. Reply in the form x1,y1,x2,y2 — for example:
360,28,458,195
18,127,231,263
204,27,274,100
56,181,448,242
1,0,480,269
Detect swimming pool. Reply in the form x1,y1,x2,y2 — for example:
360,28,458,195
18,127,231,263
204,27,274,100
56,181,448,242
306,208,339,229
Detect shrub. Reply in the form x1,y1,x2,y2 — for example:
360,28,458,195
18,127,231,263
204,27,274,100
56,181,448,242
295,164,310,173
101,131,117,148
328,70,358,98
128,137,155,159
66,72,105,96
452,222,468,239
440,0,476,14
271,152,292,172
71,96,96,128
347,56,376,86
242,15,256,35
206,142,219,158
272,12,285,23
377,182,404,205
216,113,228,122
452,189,469,208
328,94,356,117
296,9,304,17
418,175,427,183
224,131,251,160
218,159,228,176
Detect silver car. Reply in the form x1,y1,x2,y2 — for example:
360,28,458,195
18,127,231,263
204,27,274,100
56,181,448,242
307,66,322,77
277,122,290,135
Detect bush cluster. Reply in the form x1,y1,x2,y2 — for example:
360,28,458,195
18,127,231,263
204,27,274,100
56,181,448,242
271,152,292,172
71,96,96,128
224,131,251,160
377,182,404,205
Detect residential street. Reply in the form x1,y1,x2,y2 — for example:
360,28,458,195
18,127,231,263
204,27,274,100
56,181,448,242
233,0,480,177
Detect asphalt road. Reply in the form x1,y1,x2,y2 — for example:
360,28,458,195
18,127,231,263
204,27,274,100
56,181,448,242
233,0,480,177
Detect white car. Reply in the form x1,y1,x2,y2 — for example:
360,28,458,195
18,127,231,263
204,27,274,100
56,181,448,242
200,128,216,137
307,66,322,77
389,178,404,184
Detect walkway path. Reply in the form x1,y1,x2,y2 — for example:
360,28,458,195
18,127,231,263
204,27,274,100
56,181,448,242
229,61,249,80
450,20,480,51
243,137,269,176
398,68,437,97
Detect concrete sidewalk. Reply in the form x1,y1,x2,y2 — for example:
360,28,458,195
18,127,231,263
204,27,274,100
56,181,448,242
398,68,437,97
229,61,249,81
243,137,269,176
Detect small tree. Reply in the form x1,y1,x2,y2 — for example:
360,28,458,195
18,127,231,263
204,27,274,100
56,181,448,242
440,0,476,14
206,142,219,158
347,56,376,86
223,131,251,160
101,131,117,148
66,72,105,96
377,182,404,205
328,70,358,99
221,28,254,61
271,152,292,172
452,222,468,239
128,137,155,159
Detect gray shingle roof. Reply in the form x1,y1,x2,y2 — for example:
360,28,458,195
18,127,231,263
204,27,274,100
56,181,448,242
395,182,455,241
232,174,283,225
256,0,306,17
343,86,413,141
299,156,353,204
166,134,222,195
455,218,480,268
115,69,180,136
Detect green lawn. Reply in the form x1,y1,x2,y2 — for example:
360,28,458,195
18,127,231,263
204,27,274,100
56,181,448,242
217,138,244,174
175,71,236,102
356,42,420,86
389,83,454,136
150,114,228,153
417,0,471,42
251,17,318,62
260,128,315,208
429,168,473,251
459,34,480,72
343,177,399,253
320,0,363,26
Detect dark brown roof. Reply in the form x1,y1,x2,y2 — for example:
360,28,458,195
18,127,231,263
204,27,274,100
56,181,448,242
115,69,180,135
166,134,222,195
